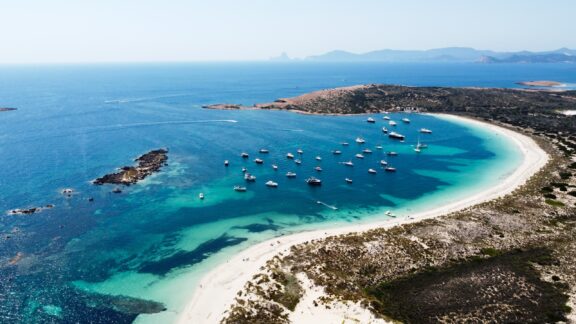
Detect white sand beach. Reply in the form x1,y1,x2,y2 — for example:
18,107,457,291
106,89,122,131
176,114,549,324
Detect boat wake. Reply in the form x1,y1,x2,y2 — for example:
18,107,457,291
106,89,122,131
316,200,338,210
89,119,238,130
104,93,193,104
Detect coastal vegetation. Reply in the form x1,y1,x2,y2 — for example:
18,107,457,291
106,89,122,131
220,85,576,323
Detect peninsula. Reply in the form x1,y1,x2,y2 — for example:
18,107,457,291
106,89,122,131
183,85,576,323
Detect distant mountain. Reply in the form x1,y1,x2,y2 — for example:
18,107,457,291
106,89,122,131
304,47,576,63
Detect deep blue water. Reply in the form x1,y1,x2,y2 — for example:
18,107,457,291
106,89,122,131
0,62,574,323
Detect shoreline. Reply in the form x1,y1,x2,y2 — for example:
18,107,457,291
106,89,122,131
175,114,549,324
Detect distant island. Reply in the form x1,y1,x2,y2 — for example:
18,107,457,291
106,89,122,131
276,47,576,63
517,80,566,87
0,107,17,112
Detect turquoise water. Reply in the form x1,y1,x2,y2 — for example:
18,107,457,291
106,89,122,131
0,63,572,323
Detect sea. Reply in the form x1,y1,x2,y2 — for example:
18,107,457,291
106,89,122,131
0,62,575,323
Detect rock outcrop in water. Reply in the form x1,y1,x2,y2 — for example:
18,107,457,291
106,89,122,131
0,107,17,112
93,148,168,185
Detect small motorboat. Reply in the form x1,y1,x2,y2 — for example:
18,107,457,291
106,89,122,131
244,173,256,181
355,153,364,159
367,117,376,123
265,180,279,187
254,158,264,164
344,161,354,167
234,186,247,192
368,168,377,174
362,149,372,154
315,166,322,172
341,142,349,146
286,172,297,178
380,160,388,166
241,152,249,158
332,150,342,155
315,156,322,161
402,118,410,123
305,177,322,186
297,149,304,154
112,188,122,194
383,116,390,120
286,153,294,159
224,160,229,166
355,137,366,144
375,145,383,150
199,193,205,199
294,159,302,165
389,120,397,126
242,167,247,173
345,178,353,183
387,151,398,156
382,127,388,134
259,148,269,154
420,128,433,134
385,166,397,172
272,164,278,170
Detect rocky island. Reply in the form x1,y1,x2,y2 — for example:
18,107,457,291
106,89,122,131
0,107,17,112
185,84,576,323
93,148,168,185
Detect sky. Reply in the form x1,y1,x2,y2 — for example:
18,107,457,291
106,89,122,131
0,0,575,63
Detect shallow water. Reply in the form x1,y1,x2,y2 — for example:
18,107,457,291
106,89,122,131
0,62,573,323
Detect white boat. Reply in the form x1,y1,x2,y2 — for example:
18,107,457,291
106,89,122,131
382,127,388,134
383,116,390,120
265,180,278,187
387,151,398,156
241,152,249,158
305,177,322,186
259,148,269,154
344,161,354,167
355,137,365,144
315,166,322,172
242,167,247,173
368,168,377,174
297,149,304,154
294,159,302,165
286,172,297,178
420,128,433,134
375,145,383,150
315,156,322,161
389,120,397,126
254,158,264,164
345,178,353,183
286,153,294,159
362,149,372,154
272,164,278,170
388,131,405,140
414,137,422,153
380,160,388,165
332,150,342,155
367,117,376,123
355,154,364,159
244,173,256,181
199,193,205,199
402,118,410,123
341,142,349,146
385,166,397,172
234,186,247,192
224,160,229,166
